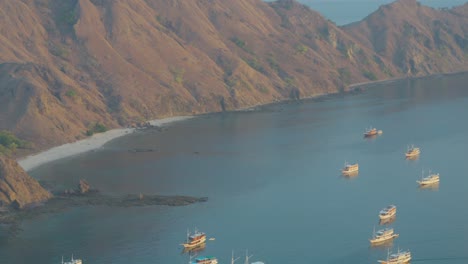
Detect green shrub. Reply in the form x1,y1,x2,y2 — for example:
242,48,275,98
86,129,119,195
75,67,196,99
230,37,246,49
65,89,77,98
362,70,377,81
295,44,308,55
245,58,266,74
86,122,108,136
170,67,185,84
0,131,30,155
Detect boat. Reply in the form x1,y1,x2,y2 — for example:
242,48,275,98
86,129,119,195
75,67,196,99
181,229,207,249
182,242,206,254
243,250,264,264
369,227,399,245
191,256,218,264
405,145,420,158
379,205,397,220
62,255,82,264
342,162,359,175
364,127,378,137
417,171,440,186
378,249,411,264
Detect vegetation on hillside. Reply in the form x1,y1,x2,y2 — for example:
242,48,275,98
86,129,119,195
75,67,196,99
85,123,108,136
0,131,30,155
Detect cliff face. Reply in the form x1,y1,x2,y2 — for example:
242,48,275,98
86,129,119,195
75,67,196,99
0,0,466,151
343,0,468,75
0,155,52,208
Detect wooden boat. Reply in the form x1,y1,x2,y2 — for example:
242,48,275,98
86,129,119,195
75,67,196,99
181,229,207,249
182,242,206,254
379,205,397,220
364,127,378,137
378,249,411,264
417,171,440,186
369,228,399,245
342,162,359,175
405,145,420,158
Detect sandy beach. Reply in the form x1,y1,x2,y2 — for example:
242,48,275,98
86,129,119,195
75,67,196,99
17,116,192,172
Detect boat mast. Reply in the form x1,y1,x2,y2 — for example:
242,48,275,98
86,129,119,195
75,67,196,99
231,250,240,264
244,250,253,264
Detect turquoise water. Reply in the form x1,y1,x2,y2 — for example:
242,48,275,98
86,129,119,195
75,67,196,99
297,0,467,25
1,73,468,263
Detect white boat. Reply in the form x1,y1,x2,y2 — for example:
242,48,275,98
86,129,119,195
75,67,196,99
191,256,218,264
405,145,420,158
417,170,440,186
369,227,399,245
378,249,411,264
231,250,264,264
379,205,397,220
62,255,82,264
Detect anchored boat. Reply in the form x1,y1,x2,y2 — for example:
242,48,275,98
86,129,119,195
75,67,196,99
61,255,82,264
370,228,399,245
379,205,397,220
191,256,218,264
182,229,207,249
405,145,420,158
364,127,382,137
417,171,440,186
378,249,411,264
342,162,359,175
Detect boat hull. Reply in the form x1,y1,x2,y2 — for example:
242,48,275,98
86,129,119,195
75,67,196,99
379,212,396,220
182,237,207,248
369,234,399,245
378,256,411,264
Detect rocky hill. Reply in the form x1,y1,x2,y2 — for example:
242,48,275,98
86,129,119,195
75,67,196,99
343,0,468,75
0,155,52,208
0,0,466,151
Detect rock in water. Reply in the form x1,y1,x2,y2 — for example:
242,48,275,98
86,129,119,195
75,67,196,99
78,179,91,194
0,155,52,209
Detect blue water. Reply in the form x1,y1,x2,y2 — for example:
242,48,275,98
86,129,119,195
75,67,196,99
1,73,468,264
297,0,467,25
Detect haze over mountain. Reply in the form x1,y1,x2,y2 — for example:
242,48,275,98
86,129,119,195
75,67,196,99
0,0,466,152
297,0,467,25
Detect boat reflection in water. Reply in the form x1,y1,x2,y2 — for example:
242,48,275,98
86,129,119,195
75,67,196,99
419,182,439,191
181,243,206,255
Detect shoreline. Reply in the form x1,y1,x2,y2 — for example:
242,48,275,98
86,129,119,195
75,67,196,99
17,116,192,172
16,71,468,172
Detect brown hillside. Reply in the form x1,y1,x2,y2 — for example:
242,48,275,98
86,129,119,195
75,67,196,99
0,155,52,208
0,0,466,152
343,0,468,75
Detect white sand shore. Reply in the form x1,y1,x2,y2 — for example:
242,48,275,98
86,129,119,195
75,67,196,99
17,116,192,172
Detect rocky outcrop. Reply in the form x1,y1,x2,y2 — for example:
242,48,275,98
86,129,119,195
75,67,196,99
0,155,52,209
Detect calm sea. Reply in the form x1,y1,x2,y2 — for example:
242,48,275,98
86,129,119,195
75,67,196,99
1,72,468,263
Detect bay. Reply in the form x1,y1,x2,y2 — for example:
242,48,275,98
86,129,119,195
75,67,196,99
1,73,468,263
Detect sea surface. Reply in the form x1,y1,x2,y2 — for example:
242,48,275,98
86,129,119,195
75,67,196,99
297,0,468,25
2,72,468,263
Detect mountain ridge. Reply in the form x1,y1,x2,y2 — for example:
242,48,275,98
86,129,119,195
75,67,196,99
0,0,466,153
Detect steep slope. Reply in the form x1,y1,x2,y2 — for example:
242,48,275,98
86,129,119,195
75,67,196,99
0,0,466,152
0,155,52,208
343,0,468,75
